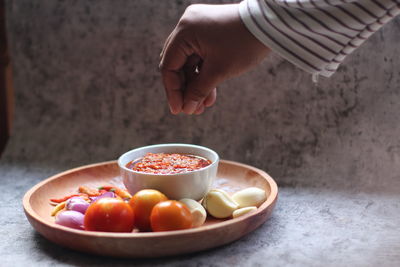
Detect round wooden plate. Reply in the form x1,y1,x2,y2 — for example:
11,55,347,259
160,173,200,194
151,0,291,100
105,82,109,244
23,160,278,258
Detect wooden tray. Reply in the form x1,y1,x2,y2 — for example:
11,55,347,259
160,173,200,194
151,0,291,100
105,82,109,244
23,160,278,258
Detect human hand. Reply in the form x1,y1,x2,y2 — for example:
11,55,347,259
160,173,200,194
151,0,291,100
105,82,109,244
159,4,269,115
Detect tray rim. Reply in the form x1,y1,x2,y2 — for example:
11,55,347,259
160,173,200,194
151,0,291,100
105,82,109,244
23,159,278,239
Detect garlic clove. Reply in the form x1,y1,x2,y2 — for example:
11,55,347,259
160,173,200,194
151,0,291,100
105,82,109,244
202,189,239,219
232,206,257,218
232,187,267,208
179,198,207,227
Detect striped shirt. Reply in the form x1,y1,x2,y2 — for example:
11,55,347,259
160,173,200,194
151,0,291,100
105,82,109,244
239,0,400,77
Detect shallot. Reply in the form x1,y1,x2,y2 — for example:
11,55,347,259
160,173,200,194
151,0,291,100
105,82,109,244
66,197,90,214
55,210,84,230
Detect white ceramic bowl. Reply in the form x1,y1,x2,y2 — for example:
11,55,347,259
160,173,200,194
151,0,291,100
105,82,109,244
118,144,219,200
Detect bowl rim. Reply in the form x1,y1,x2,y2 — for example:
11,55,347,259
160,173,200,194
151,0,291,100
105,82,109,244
118,143,220,176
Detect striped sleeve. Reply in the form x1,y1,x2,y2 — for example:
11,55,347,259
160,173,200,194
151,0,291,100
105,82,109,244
239,0,400,77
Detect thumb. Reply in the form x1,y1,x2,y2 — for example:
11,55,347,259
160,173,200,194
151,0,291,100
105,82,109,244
182,61,222,114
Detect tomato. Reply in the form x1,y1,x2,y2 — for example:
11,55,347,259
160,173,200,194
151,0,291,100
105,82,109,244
84,198,134,232
150,200,192,232
129,189,168,231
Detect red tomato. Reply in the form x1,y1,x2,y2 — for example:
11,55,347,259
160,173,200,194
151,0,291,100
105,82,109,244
150,200,192,232
129,189,168,231
84,198,134,232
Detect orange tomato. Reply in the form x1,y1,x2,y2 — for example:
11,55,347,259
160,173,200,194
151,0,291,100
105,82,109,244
84,198,134,232
129,189,168,231
150,200,192,232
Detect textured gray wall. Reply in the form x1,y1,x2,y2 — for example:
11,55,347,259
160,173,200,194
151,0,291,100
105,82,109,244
2,1,400,265
5,0,400,192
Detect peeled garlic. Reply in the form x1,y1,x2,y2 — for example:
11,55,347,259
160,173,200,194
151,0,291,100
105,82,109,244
179,198,207,227
232,206,257,218
202,189,239,219
232,187,267,208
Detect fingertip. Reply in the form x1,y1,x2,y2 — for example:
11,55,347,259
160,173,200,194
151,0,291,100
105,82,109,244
194,104,205,115
161,68,184,116
169,104,182,115
183,61,220,113
182,100,199,115
204,88,217,107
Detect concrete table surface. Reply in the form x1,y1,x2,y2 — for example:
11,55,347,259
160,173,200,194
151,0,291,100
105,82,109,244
1,0,400,266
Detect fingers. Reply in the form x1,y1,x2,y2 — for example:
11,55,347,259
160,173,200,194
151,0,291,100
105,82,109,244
161,39,217,115
183,58,216,113
182,62,221,114
187,90,216,115
183,54,202,82
193,88,217,115
160,31,174,59
194,104,205,115
204,88,217,107
159,33,194,114
160,69,184,114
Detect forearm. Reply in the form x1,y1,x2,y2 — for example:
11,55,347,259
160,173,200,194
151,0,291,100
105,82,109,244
240,0,400,77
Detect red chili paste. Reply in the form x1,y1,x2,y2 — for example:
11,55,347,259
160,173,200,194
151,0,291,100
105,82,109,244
126,152,211,174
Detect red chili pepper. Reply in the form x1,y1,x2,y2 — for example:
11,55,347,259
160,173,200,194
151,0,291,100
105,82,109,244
115,188,132,200
50,193,85,203
98,185,116,191
98,185,131,200
79,186,101,197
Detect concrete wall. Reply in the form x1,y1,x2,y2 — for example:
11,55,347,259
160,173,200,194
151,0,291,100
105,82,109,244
4,0,400,191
